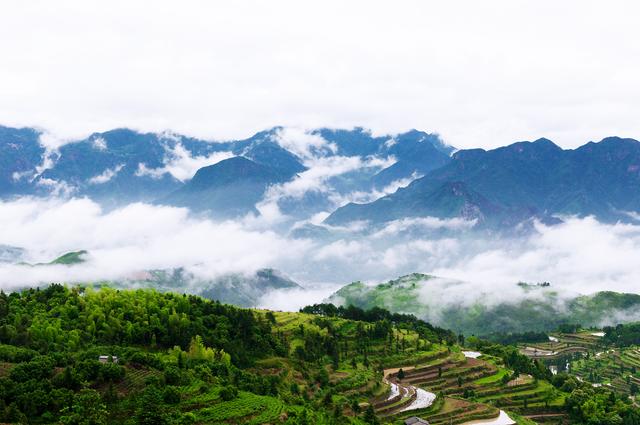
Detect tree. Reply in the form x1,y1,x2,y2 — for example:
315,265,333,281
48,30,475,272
135,386,168,425
103,383,118,405
623,409,640,425
323,390,333,406
290,382,299,395
397,368,405,380
219,385,238,401
187,335,230,365
60,389,107,425
163,386,181,404
363,404,379,424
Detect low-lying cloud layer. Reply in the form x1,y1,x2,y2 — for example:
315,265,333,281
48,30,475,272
0,197,310,291
2,197,640,312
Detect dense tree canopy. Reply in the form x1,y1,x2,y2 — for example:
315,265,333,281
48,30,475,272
0,284,281,365
300,303,455,344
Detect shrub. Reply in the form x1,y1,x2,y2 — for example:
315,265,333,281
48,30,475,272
163,386,181,404
219,385,238,401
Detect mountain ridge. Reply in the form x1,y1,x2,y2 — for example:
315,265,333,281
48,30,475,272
326,136,640,228
0,124,453,219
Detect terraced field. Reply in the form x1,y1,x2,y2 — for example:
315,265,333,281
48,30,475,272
571,346,640,395
519,332,603,360
114,366,163,395
373,350,566,424
518,330,640,398
194,391,285,424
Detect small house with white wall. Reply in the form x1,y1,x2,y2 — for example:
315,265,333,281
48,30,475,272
98,355,118,363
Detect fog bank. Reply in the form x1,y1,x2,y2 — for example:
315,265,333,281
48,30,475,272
2,197,640,311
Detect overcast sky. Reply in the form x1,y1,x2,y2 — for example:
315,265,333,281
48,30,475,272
1,1,639,149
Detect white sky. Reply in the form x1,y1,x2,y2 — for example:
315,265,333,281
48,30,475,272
1,0,639,149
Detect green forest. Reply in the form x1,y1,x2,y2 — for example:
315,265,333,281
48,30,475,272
1,285,640,424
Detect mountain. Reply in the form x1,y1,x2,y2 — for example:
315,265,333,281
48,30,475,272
326,137,640,227
35,129,219,205
329,273,640,336
370,129,454,188
0,124,454,220
198,268,301,307
317,127,453,189
0,244,24,263
229,128,307,175
15,250,89,267
48,250,87,265
315,127,454,158
121,267,302,307
159,156,296,216
0,125,45,196
6,124,640,230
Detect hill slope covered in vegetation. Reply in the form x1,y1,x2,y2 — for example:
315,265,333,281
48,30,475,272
329,274,640,336
1,286,640,424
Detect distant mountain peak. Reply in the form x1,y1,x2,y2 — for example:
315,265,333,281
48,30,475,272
599,136,637,143
531,137,561,148
189,156,288,189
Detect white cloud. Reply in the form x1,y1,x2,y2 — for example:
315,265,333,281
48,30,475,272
331,172,420,206
12,171,32,181
621,210,640,222
2,197,640,314
89,164,124,184
37,132,69,151
136,143,234,181
0,197,311,291
1,1,639,149
92,136,107,150
273,127,335,159
313,240,366,261
257,282,343,311
371,216,477,239
420,218,640,306
32,133,66,177
35,178,75,197
256,154,395,222
281,156,380,198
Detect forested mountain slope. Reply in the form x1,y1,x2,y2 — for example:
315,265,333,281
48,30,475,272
1,285,639,424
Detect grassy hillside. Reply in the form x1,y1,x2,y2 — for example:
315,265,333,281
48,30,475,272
330,274,640,336
49,250,88,265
